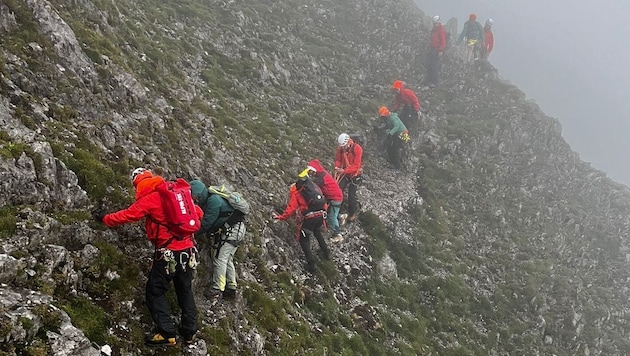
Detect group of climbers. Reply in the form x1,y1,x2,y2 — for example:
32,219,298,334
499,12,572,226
456,13,494,62
273,133,364,272
84,11,496,349
427,13,494,86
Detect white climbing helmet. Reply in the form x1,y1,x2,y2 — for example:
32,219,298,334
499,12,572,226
486,18,494,26
337,133,350,146
432,15,440,23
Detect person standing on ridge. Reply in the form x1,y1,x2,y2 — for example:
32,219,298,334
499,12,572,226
483,19,494,60
189,179,246,304
427,15,447,87
272,172,330,273
457,13,484,62
377,106,409,170
334,133,363,224
93,168,201,347
391,80,422,135
305,159,344,243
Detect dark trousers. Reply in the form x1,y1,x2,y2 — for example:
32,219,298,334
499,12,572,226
386,135,404,169
299,217,329,265
146,249,197,339
338,175,360,216
427,49,441,85
399,105,418,136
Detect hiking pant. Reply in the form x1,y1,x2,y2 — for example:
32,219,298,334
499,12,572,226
386,135,404,169
399,105,418,136
327,200,342,234
146,248,198,339
339,175,360,216
427,49,441,85
212,222,246,292
300,216,329,265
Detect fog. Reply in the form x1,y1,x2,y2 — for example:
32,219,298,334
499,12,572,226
416,0,630,186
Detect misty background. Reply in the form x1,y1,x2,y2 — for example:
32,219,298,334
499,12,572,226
415,0,630,187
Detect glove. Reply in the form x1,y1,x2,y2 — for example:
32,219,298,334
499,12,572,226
91,208,107,223
271,212,280,220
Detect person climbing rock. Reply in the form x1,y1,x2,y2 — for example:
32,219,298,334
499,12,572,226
272,172,330,273
457,13,484,62
93,168,201,347
189,179,247,304
391,80,422,135
483,18,494,60
334,133,364,223
427,15,447,87
305,159,344,243
377,106,409,170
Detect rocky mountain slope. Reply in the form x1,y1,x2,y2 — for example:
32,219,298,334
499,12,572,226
1,0,630,355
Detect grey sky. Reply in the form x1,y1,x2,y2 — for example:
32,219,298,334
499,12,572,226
415,0,630,186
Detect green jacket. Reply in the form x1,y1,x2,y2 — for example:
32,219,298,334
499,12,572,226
189,180,233,234
384,112,407,136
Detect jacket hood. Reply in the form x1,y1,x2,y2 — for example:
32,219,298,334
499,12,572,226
307,159,325,173
189,180,209,201
134,176,164,200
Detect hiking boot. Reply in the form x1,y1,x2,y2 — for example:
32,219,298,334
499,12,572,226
330,234,344,243
338,214,348,226
222,288,237,300
179,329,196,345
204,288,222,306
145,333,176,347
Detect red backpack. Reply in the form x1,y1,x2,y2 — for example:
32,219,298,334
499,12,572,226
155,178,201,237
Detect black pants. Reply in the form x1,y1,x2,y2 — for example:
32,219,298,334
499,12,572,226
427,49,441,85
399,105,418,136
386,135,404,169
338,175,360,216
146,248,197,339
299,216,329,265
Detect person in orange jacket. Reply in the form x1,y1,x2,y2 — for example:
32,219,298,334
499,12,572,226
93,168,202,347
427,15,447,87
483,19,494,59
272,175,330,273
391,80,422,135
334,133,363,223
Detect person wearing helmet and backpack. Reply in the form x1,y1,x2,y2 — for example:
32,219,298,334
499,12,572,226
93,168,202,347
427,15,447,87
377,106,409,170
483,19,494,60
457,13,484,62
334,133,363,223
189,179,247,304
305,159,344,243
391,80,422,135
272,171,331,273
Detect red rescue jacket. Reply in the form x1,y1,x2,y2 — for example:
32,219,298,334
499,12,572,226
103,176,201,251
430,23,446,52
308,159,343,202
334,140,363,178
392,88,421,112
484,28,494,55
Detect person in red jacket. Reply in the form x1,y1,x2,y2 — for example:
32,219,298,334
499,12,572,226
427,15,447,87
272,179,330,273
334,133,363,223
306,159,344,243
483,19,494,59
391,80,422,135
93,168,202,347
